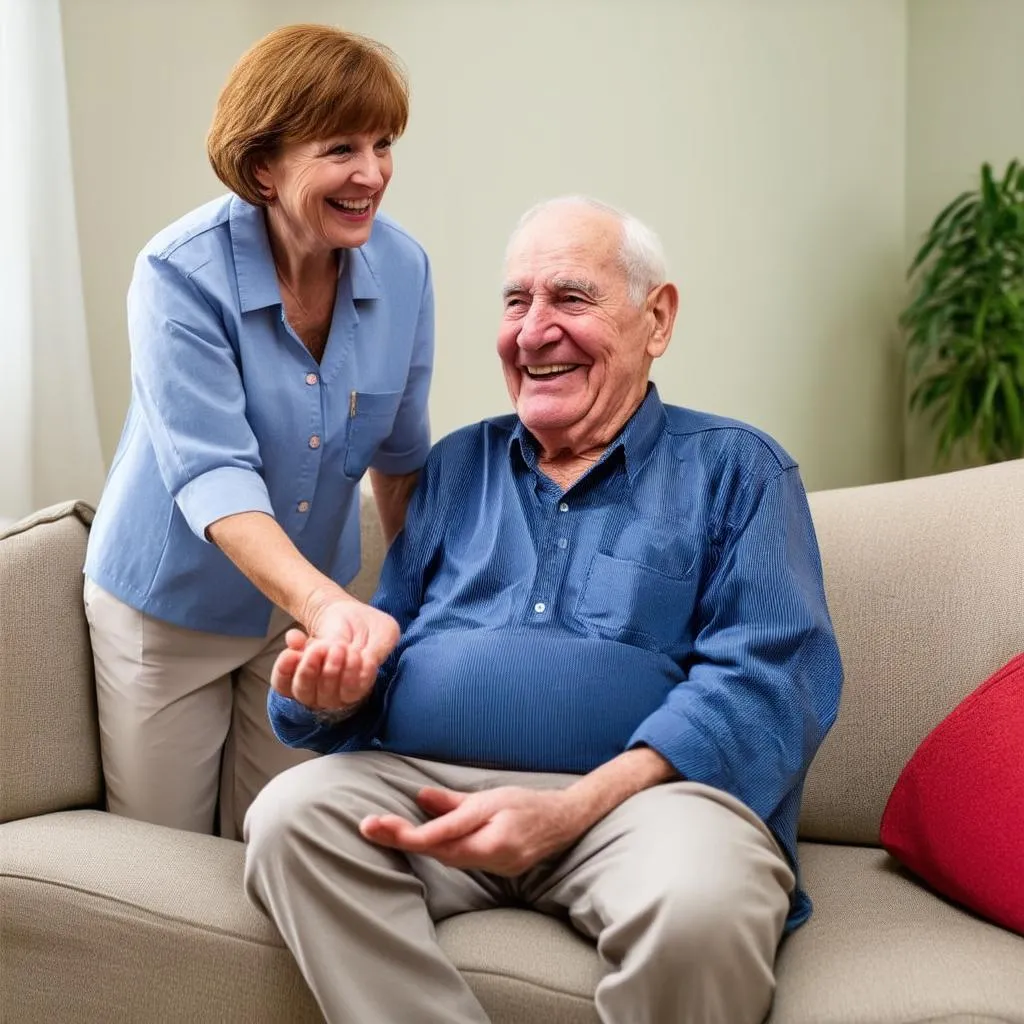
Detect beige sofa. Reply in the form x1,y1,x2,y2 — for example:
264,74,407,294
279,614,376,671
2,461,1023,1024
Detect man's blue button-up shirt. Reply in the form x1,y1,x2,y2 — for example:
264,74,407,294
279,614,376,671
270,386,844,926
85,194,433,636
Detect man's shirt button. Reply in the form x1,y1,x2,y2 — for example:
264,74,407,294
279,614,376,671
534,602,546,614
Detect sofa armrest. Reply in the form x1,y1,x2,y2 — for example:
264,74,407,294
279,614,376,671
0,501,102,822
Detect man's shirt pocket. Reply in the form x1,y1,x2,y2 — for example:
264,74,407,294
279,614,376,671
573,551,697,651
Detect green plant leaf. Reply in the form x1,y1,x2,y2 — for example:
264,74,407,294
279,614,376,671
998,362,1024,456
903,158,1024,465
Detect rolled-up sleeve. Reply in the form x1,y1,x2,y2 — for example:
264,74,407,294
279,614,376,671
370,258,434,475
128,253,275,541
628,466,843,824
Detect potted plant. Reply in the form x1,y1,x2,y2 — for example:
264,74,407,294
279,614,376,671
901,159,1024,466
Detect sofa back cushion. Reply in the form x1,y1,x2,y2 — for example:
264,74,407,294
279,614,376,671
349,489,387,604
0,501,103,822
801,460,1024,845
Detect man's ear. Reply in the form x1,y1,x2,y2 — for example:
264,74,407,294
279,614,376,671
645,282,678,359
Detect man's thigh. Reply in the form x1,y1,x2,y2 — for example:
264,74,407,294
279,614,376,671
245,751,509,919
526,780,795,940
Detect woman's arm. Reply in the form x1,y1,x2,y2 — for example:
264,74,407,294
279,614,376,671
368,468,421,546
205,511,351,626
208,510,400,696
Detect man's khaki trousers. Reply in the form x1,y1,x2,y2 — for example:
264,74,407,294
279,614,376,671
84,578,315,837
244,751,794,1024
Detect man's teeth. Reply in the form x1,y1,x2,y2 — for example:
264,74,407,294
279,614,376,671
329,198,372,212
525,364,578,378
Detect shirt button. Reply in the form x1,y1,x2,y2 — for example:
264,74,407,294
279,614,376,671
305,372,319,386
557,538,568,550
297,500,310,513
558,501,569,512
534,602,546,614
308,435,321,449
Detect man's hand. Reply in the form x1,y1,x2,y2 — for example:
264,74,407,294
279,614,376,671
271,588,400,710
360,785,589,876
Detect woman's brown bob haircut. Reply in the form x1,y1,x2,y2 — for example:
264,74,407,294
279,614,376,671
207,24,409,206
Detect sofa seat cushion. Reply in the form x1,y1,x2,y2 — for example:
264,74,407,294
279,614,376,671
0,810,323,1023
769,843,1024,1024
6,813,1023,1024
436,910,601,1023
1,810,601,1024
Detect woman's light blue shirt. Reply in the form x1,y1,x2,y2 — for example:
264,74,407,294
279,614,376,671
85,194,434,637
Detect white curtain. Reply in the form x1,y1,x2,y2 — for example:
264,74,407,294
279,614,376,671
0,0,104,525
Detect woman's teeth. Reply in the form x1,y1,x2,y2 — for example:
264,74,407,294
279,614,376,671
328,198,372,213
524,364,578,378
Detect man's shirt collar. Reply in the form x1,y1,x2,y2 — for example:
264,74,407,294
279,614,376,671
508,382,666,486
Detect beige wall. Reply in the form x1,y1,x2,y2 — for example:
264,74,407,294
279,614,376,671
904,0,1024,477
64,0,909,492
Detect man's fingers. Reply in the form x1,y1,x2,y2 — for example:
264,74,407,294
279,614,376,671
415,787,466,817
290,643,329,707
270,648,303,696
359,814,418,847
360,804,487,850
386,803,489,850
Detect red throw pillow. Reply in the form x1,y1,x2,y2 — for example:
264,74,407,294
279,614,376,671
880,652,1024,935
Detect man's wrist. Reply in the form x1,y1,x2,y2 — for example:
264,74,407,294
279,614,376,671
312,700,366,725
551,787,602,843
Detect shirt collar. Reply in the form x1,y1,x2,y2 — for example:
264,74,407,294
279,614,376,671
508,382,666,486
229,195,382,312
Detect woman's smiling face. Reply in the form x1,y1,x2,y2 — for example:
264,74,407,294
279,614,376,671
256,132,394,253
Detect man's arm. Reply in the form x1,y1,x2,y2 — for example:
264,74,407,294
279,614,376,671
627,465,843,824
360,746,676,875
560,746,677,831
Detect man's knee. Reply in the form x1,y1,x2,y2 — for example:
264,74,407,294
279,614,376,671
244,758,332,872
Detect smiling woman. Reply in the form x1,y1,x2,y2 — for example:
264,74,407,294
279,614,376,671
82,24,435,840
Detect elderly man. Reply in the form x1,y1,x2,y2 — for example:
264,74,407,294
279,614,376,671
244,197,843,1024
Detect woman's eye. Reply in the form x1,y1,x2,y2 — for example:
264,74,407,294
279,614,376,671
329,144,352,157
375,137,393,151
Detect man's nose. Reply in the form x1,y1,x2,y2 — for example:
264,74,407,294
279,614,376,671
517,302,560,350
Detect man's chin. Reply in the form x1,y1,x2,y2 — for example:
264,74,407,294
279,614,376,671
516,402,582,439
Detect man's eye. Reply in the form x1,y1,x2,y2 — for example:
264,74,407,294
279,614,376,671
562,295,584,304
505,298,526,309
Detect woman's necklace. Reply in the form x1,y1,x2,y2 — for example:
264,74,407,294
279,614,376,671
277,270,332,362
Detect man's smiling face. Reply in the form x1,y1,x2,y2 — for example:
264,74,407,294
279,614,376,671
497,204,660,455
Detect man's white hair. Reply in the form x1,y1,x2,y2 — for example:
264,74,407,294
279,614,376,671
508,196,667,307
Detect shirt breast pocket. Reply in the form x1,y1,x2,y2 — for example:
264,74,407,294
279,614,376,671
574,552,696,651
343,390,403,480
